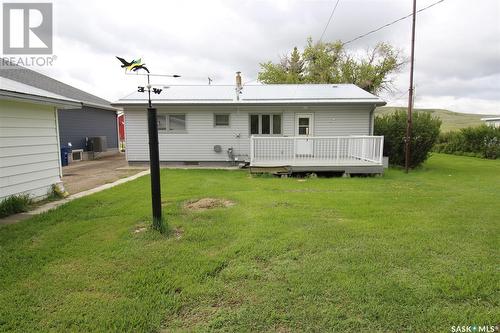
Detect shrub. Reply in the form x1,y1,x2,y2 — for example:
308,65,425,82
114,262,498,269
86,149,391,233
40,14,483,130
0,194,33,218
374,110,441,168
434,125,500,159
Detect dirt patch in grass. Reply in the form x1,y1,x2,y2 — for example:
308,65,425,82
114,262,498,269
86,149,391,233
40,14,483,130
184,198,235,211
173,227,184,240
134,226,148,233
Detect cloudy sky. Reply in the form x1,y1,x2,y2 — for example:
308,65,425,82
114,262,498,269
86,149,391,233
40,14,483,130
19,0,500,114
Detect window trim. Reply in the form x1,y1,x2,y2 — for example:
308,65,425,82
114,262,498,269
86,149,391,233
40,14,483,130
214,113,230,127
249,113,283,136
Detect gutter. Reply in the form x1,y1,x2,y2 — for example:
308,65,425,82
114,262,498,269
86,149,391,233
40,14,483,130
0,90,81,109
82,101,117,111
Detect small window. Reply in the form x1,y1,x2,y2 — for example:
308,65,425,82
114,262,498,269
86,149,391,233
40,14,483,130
168,114,186,132
214,114,230,127
158,115,167,131
249,114,282,135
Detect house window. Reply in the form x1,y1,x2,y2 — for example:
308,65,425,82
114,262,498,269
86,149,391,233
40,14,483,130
214,114,230,127
273,114,281,134
250,115,259,134
157,115,167,131
249,114,282,135
158,114,186,132
261,115,270,134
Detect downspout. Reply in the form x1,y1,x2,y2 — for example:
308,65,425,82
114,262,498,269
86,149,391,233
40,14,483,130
54,107,62,179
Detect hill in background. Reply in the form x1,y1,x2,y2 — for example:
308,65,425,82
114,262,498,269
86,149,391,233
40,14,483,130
375,107,492,132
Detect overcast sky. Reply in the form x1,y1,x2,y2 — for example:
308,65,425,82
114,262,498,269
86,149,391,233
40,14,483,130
26,0,500,114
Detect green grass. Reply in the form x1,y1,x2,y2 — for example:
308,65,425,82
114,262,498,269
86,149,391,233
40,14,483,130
376,107,492,132
0,194,32,218
0,154,499,332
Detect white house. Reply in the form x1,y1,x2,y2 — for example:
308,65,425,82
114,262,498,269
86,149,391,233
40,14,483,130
114,76,386,174
481,117,500,128
0,77,80,201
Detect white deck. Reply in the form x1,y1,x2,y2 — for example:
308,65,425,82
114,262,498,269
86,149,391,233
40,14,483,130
250,136,384,170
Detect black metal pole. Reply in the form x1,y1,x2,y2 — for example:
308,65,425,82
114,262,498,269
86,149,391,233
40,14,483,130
405,0,417,173
146,74,163,229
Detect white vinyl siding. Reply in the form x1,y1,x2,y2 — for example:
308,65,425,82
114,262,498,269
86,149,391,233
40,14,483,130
124,104,372,162
0,100,61,201
312,106,371,136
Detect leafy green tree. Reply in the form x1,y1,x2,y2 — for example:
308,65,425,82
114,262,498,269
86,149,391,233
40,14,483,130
258,38,405,94
259,46,305,84
375,110,441,168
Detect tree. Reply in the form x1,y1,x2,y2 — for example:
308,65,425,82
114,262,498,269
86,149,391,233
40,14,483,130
258,38,405,94
374,110,441,168
259,47,304,84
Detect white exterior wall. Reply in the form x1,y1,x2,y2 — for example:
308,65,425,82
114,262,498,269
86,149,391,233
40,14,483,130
0,100,61,201
485,119,500,128
124,104,372,162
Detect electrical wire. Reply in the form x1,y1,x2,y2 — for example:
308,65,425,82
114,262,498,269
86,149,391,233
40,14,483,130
342,0,445,45
319,0,341,42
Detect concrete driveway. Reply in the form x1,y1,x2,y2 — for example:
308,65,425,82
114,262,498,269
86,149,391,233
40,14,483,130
62,154,147,195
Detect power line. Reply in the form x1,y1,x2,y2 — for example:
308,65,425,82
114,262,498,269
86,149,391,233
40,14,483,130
319,0,341,42
342,0,444,45
386,89,410,104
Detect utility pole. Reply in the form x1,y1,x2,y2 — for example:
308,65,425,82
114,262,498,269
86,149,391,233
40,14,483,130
405,0,417,173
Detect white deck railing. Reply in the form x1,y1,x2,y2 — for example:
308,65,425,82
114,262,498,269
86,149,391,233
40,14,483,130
250,135,384,166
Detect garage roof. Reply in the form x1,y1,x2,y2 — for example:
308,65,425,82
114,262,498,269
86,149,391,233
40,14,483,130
0,61,113,110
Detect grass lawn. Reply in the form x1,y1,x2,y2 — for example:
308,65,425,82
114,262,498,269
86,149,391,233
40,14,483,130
0,154,498,332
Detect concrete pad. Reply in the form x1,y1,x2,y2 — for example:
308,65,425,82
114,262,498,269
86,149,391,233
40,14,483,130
62,154,147,195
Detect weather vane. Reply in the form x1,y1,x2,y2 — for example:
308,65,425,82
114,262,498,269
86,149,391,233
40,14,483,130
116,56,181,232
116,56,180,107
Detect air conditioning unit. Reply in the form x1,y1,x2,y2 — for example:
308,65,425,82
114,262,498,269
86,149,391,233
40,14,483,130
89,136,107,152
71,149,83,162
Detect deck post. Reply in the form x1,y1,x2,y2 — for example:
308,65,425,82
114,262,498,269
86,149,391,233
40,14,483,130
379,136,384,164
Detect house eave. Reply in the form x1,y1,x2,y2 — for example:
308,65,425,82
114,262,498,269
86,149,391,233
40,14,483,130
0,90,82,109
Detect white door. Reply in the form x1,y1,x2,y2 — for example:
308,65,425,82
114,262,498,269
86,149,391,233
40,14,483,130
296,113,313,156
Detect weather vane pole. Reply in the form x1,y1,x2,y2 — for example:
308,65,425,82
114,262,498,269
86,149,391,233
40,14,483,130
116,56,180,232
